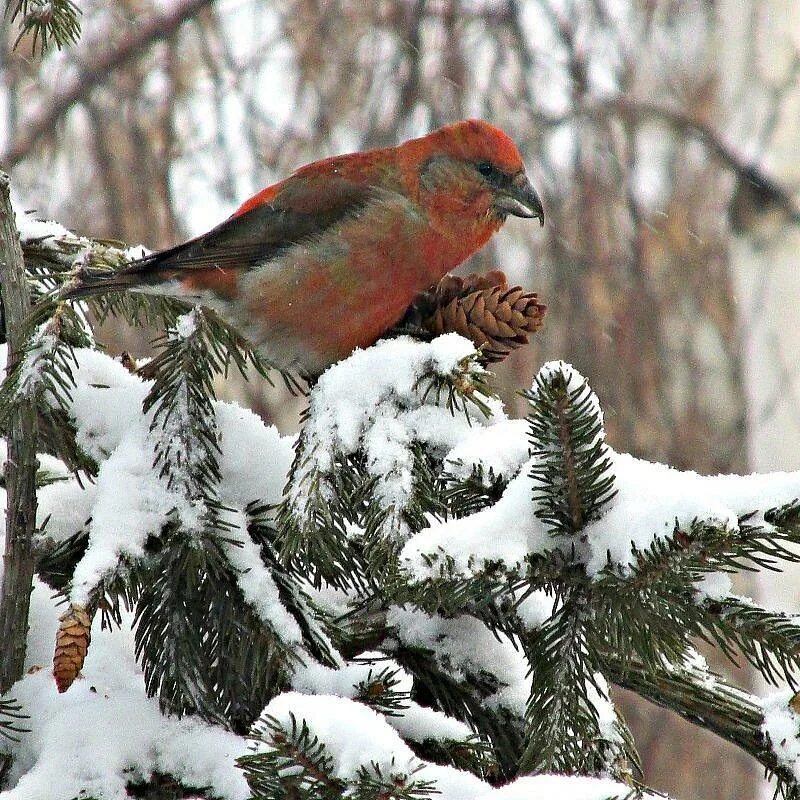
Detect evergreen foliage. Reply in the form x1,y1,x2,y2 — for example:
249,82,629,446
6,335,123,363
0,699,26,741
242,712,437,800
8,0,81,55
4,221,800,799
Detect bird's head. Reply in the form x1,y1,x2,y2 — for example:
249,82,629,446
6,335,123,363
413,119,544,227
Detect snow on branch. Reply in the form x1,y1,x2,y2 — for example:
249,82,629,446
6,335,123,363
7,211,800,799
289,333,500,538
241,691,646,800
276,333,505,589
402,362,800,584
11,344,292,606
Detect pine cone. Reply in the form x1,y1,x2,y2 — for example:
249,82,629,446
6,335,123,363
410,270,546,362
53,604,92,693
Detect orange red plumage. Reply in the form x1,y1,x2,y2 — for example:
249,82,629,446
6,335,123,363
68,119,544,372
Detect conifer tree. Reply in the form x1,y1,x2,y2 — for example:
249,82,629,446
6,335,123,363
3,212,800,800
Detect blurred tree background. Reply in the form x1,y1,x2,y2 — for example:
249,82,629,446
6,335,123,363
2,1,799,797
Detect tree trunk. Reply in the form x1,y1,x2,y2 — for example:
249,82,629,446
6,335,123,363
0,172,38,694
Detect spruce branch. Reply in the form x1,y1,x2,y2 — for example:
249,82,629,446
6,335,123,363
406,733,497,779
282,341,496,593
524,363,616,538
135,302,300,392
519,592,630,776
440,461,509,519
245,501,340,668
0,172,39,693
0,298,95,473
415,352,495,420
389,641,525,779
8,0,81,55
351,662,413,717
605,654,800,799
242,713,437,800
700,596,800,687
359,445,448,580
276,445,372,591
242,713,345,799
342,651,498,777
33,528,89,593
34,525,143,633
399,572,519,625
0,698,28,741
21,223,130,292
134,519,301,730
133,504,332,731
143,307,223,505
594,511,800,684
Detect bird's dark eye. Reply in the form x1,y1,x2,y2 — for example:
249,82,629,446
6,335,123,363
477,162,495,177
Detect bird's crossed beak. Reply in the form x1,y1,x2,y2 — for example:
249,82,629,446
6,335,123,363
494,172,545,225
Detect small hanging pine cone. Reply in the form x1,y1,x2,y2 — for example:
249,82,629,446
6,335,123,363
53,604,93,693
409,269,546,362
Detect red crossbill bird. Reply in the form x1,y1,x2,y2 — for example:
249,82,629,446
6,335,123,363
67,119,544,373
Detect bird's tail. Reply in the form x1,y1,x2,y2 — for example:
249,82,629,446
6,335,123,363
62,269,141,300
60,243,192,301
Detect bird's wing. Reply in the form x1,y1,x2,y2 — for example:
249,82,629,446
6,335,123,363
67,174,380,297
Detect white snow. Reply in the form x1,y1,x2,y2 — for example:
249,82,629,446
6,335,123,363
255,692,419,781
515,589,555,630
695,571,734,602
582,452,800,576
15,212,80,246
12,331,58,399
173,308,199,340
70,420,179,603
291,652,411,697
0,587,250,800
0,439,91,548
389,699,474,744
443,418,530,483
402,447,800,583
254,692,498,799
214,401,293,508
303,582,356,619
223,511,303,645
586,673,619,747
401,457,551,581
385,605,529,715
292,334,502,541
414,763,489,799
67,348,149,461
289,654,473,744
762,689,800,781
306,334,487,474
5,345,294,606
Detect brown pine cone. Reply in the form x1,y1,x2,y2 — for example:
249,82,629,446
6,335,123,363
53,604,92,693
409,270,546,362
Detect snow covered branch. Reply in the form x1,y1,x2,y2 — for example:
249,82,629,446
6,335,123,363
6,215,800,798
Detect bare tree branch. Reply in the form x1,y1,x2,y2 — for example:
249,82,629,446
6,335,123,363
1,0,214,169
558,97,800,226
